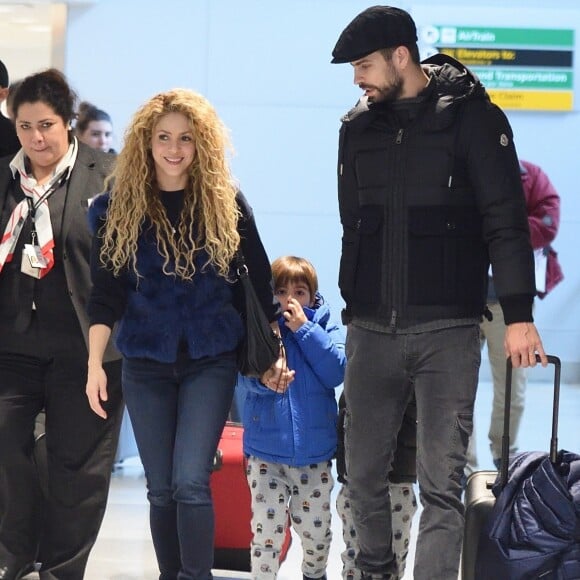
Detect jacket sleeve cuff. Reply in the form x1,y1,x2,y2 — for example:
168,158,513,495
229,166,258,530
498,294,535,325
88,310,117,329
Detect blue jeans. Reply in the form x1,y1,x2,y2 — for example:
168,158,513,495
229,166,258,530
344,324,480,580
122,352,237,580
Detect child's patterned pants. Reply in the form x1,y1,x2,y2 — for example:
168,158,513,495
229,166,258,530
246,456,334,579
336,482,417,579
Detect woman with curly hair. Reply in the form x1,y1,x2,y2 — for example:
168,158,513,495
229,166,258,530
85,88,291,580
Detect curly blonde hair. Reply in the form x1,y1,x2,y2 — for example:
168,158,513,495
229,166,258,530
100,88,240,280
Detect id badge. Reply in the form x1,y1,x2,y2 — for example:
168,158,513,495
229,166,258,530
21,252,42,278
21,244,46,278
24,244,48,268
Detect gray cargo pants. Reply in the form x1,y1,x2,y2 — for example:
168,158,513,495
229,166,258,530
344,323,480,580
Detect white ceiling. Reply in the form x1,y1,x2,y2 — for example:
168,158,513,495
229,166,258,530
0,3,54,51
0,1,71,92
0,1,100,81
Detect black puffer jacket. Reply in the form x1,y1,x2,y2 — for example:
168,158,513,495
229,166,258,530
337,53,535,328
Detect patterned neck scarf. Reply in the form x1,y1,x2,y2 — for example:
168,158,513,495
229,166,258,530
0,138,78,278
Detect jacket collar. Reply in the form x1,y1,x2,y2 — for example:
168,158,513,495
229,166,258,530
60,143,100,244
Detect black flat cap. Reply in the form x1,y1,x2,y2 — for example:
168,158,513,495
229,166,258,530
331,5,418,64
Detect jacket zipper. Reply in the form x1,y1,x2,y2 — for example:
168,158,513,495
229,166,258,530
389,128,405,331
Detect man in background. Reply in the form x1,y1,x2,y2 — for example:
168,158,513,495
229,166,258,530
0,60,20,158
467,159,563,473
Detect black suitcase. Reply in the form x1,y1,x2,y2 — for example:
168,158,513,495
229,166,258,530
462,354,561,580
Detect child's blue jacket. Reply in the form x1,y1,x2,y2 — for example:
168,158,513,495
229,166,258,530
238,294,345,467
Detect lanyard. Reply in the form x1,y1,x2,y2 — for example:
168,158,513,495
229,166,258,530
25,196,39,245
23,171,69,243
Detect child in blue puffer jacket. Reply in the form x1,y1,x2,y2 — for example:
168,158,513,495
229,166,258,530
238,256,346,580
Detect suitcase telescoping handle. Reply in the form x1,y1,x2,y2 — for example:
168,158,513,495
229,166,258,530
500,354,561,488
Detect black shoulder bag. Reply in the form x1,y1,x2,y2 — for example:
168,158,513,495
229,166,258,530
235,251,281,378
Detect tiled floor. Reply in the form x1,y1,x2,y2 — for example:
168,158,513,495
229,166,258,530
22,377,580,579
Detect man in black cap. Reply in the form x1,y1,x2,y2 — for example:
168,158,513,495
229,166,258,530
332,6,546,580
0,60,20,159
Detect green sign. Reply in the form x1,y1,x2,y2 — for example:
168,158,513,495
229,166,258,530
421,26,574,47
472,68,573,90
421,24,575,111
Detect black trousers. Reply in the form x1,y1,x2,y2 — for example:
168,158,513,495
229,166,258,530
0,343,123,579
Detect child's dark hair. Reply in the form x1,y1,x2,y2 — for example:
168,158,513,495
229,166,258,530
271,256,318,297
12,68,77,125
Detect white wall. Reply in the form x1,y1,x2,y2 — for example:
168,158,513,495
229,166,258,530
64,0,580,380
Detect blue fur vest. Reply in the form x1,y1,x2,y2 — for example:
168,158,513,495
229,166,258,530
116,224,244,363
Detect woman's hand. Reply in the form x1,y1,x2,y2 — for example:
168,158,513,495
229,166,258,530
86,325,114,418
260,353,295,394
86,364,109,419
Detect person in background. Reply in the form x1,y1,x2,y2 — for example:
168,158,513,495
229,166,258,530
5,79,22,123
85,88,290,580
331,6,546,579
336,395,417,580
239,255,345,580
0,68,123,580
0,60,20,158
466,159,563,473
75,101,115,153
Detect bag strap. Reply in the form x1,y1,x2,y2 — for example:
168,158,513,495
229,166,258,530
234,248,245,277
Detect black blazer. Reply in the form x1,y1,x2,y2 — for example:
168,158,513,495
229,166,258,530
0,141,120,362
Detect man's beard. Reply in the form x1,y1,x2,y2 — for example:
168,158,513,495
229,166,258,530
366,77,404,103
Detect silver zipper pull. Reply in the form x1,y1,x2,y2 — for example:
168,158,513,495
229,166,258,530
389,309,397,331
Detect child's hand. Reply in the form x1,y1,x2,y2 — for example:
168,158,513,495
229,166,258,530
283,297,308,332
260,355,295,393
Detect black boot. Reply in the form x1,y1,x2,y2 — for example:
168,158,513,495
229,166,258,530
177,503,214,580
149,504,180,579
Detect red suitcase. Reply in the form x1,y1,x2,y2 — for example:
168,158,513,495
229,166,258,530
211,422,292,571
